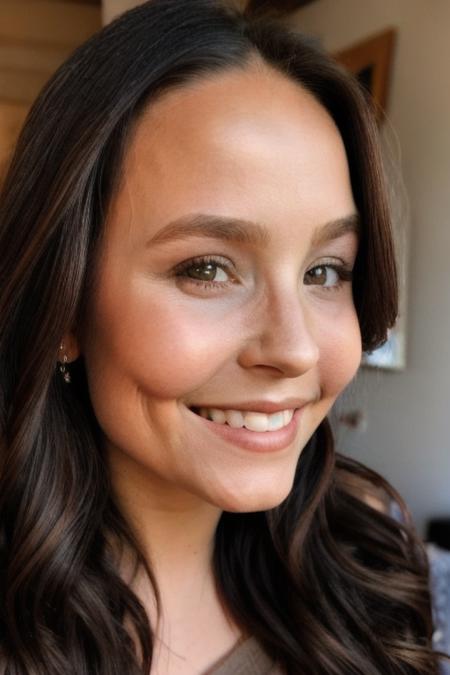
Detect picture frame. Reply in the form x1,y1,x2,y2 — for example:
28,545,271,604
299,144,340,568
334,28,397,122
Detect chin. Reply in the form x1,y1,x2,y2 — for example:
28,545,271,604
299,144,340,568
211,480,294,513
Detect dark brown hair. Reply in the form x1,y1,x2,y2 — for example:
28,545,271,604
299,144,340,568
0,1,443,673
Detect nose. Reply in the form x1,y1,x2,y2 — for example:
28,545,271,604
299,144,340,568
237,286,320,378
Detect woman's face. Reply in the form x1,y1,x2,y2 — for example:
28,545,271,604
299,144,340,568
75,62,361,512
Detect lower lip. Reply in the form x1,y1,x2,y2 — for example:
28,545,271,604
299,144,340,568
189,407,303,453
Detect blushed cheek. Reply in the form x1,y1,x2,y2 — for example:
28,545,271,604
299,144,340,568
85,287,241,400
318,312,362,398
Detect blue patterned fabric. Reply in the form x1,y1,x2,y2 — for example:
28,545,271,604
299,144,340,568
427,544,450,674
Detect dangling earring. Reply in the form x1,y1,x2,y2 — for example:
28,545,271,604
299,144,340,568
59,342,71,384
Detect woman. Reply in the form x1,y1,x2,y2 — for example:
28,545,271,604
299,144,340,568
0,1,441,673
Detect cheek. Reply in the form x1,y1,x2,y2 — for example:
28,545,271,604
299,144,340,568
317,306,362,398
82,276,241,399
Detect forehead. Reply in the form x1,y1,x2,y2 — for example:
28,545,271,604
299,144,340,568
109,63,355,242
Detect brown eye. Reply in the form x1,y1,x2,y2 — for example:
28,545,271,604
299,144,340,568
185,262,229,282
175,257,232,285
187,261,220,281
305,265,340,287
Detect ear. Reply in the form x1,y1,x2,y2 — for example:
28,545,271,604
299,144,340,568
59,331,81,363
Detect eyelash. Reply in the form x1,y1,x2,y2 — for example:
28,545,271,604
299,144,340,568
304,260,354,292
174,255,236,291
173,255,353,291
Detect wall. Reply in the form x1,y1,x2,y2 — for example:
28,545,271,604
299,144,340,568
0,1,101,172
0,1,101,102
291,0,450,536
102,0,144,23
102,0,248,24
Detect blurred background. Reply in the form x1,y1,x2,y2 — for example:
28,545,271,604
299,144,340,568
1,0,449,541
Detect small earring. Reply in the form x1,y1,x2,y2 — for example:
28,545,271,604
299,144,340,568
59,343,71,384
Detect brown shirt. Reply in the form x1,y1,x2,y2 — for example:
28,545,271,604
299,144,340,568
207,636,283,675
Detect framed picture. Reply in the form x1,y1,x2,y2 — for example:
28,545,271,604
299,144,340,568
363,322,407,371
334,28,396,122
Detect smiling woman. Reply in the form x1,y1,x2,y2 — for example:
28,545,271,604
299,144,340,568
0,1,442,674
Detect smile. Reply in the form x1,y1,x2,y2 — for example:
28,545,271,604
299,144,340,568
192,407,295,432
188,405,304,453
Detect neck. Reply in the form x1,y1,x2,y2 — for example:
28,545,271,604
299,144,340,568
107,445,245,670
107,443,224,621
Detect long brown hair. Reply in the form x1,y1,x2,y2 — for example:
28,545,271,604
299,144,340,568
0,1,442,673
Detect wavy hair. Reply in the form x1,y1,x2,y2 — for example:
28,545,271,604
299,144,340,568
0,1,443,673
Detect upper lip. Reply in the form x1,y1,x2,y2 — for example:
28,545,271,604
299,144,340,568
189,398,308,414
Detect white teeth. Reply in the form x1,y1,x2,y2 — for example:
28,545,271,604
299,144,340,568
195,407,296,432
225,410,245,428
268,412,285,431
210,408,226,424
243,412,269,432
283,410,294,426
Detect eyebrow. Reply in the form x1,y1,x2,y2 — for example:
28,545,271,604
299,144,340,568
146,212,360,248
311,213,360,247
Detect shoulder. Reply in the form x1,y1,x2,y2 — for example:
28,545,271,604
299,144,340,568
209,637,284,675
